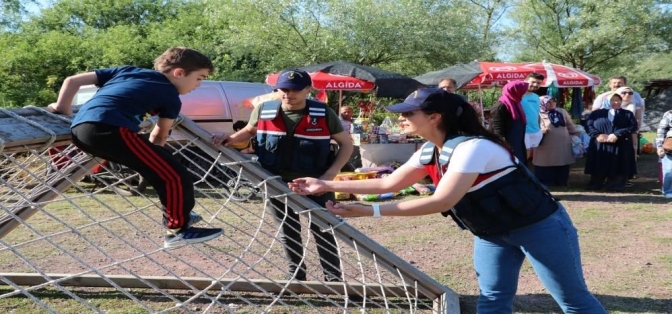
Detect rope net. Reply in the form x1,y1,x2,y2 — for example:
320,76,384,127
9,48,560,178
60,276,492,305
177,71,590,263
0,108,458,313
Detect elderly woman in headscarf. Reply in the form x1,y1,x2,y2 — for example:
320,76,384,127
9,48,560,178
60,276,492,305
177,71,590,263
532,96,578,186
489,81,529,164
616,86,643,150
584,93,638,191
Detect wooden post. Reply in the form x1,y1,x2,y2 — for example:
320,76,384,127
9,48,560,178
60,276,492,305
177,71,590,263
0,273,423,297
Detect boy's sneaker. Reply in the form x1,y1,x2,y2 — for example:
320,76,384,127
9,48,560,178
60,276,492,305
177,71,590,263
283,273,307,281
187,211,203,227
164,227,223,249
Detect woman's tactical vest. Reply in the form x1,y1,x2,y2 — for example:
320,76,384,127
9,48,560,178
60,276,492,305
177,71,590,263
421,136,559,236
256,100,332,176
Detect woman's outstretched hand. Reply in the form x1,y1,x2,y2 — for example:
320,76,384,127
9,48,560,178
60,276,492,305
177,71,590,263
211,133,230,146
288,177,327,195
326,200,370,217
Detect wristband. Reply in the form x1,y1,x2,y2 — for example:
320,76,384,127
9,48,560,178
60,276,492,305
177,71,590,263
371,204,381,218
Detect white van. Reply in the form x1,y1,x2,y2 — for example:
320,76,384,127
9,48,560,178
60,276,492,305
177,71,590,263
73,80,274,135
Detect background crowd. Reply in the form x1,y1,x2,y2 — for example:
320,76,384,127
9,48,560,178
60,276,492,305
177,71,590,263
441,74,671,196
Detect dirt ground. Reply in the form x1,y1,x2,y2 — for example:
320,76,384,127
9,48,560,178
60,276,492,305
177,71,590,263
0,149,670,313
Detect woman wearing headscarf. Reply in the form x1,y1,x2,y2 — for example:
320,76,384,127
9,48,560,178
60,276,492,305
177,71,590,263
617,86,642,127
584,93,638,191
533,96,578,186
489,81,529,164
616,86,641,186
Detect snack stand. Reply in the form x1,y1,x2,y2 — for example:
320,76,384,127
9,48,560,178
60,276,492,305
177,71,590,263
358,143,422,167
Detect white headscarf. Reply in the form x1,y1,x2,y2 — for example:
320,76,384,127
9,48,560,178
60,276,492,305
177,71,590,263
615,87,635,103
615,86,636,114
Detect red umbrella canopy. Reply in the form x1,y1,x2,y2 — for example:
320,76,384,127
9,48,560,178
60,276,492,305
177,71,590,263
265,71,375,91
464,61,601,89
238,92,279,109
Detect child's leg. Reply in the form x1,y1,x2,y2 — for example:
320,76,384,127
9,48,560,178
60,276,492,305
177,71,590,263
72,123,194,230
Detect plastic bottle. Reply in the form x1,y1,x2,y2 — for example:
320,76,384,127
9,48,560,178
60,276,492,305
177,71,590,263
355,194,380,201
399,186,417,195
378,192,395,200
378,124,387,134
355,193,395,201
412,183,432,195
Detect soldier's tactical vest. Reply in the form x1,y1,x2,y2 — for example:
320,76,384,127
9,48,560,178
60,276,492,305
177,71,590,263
421,136,558,236
256,100,332,175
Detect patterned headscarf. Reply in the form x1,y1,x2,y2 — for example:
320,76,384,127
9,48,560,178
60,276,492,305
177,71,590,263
540,95,554,113
539,95,565,127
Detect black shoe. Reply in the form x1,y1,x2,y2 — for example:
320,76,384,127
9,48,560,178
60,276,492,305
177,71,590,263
324,275,342,282
187,211,203,227
284,273,307,281
164,227,223,248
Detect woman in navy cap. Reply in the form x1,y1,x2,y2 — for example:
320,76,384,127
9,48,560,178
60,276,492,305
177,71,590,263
289,88,605,313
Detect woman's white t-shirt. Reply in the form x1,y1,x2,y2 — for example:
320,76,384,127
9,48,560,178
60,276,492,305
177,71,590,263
406,138,515,174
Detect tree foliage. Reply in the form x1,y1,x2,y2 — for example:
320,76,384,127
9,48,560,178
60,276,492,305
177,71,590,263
0,0,33,30
1,0,493,107
1,0,670,108
464,0,512,61
507,0,670,72
207,0,488,76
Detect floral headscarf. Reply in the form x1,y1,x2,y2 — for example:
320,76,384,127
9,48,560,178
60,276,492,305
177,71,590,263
540,95,565,127
540,95,554,112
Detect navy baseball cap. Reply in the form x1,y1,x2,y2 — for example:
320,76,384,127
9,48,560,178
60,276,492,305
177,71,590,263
386,88,468,116
274,69,312,90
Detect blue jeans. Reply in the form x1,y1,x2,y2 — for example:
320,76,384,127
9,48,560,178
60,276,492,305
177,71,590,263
473,205,606,313
662,155,672,198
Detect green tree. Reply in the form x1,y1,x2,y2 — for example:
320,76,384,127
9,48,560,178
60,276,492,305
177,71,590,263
464,0,512,61
507,0,670,72
35,0,188,31
1,0,34,30
599,51,672,92
206,0,490,77
0,0,198,107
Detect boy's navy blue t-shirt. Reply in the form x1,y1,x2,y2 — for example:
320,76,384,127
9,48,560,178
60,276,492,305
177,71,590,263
71,66,181,132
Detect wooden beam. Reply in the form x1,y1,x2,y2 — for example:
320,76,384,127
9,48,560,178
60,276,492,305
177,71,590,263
0,273,423,298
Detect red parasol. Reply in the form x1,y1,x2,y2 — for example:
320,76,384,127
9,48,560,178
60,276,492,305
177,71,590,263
239,92,279,109
463,61,601,89
265,71,375,91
